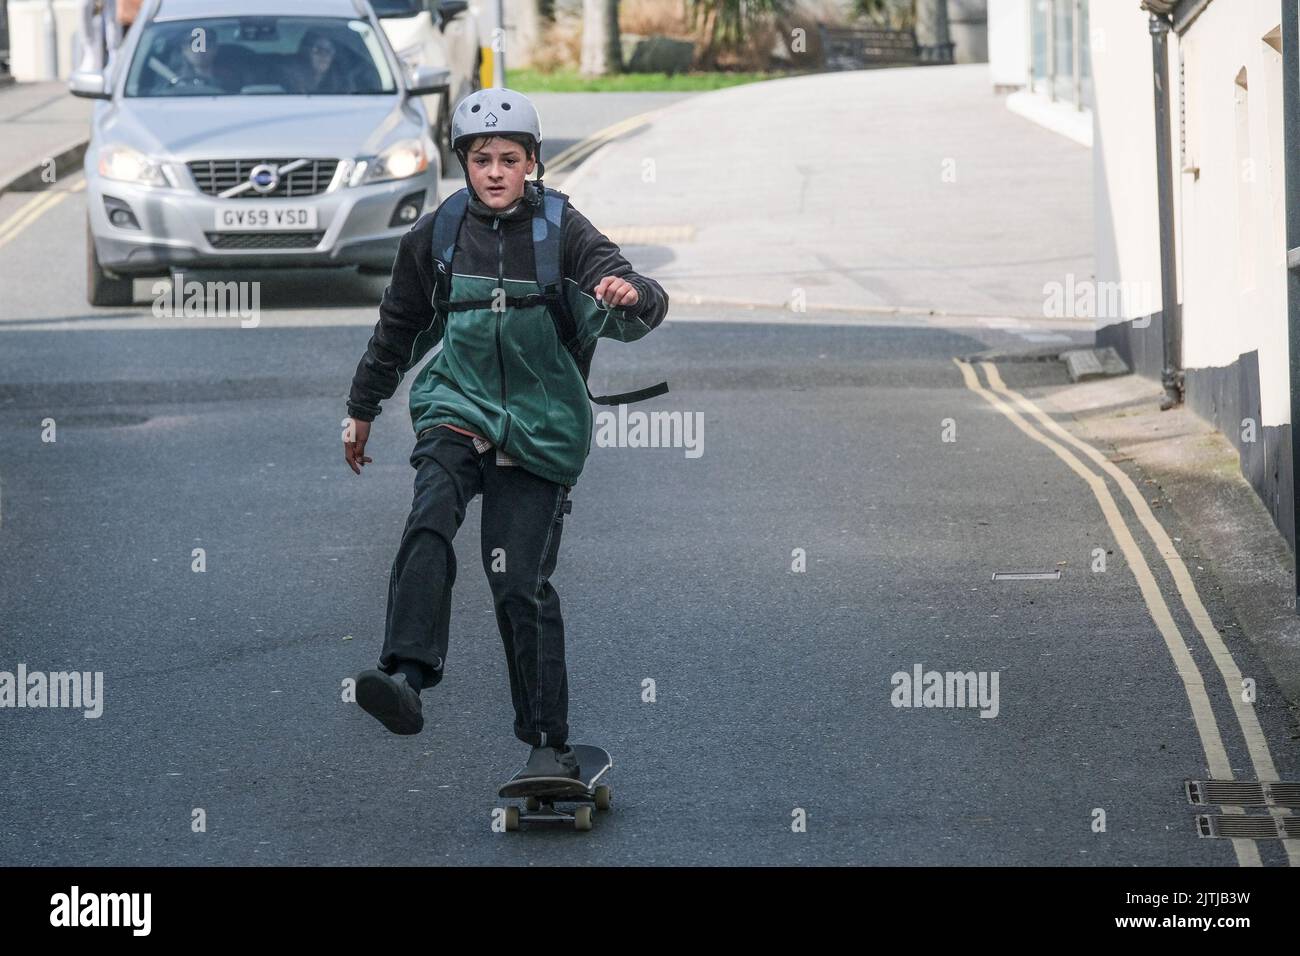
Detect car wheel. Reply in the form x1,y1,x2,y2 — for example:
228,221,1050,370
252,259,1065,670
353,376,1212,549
86,222,134,307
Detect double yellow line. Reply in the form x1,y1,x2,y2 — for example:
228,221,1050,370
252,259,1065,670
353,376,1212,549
956,358,1297,867
545,109,664,175
0,178,86,253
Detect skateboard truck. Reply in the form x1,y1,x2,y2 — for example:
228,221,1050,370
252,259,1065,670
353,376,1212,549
497,744,612,832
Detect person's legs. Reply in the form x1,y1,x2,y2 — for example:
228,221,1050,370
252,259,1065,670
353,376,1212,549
480,459,570,749
378,427,484,689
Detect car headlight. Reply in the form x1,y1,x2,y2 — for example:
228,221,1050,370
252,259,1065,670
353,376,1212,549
350,140,429,186
97,145,167,187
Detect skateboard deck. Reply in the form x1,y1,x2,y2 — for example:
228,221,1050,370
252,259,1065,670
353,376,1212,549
497,744,612,831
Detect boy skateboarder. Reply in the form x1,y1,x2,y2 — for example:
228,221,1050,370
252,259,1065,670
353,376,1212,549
344,89,669,779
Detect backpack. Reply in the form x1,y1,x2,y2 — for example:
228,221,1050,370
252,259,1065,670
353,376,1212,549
429,186,669,407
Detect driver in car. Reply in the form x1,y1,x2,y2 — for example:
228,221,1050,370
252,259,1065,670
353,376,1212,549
170,31,225,89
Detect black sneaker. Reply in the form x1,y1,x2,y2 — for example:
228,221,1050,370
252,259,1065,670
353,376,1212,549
517,744,579,780
355,669,423,736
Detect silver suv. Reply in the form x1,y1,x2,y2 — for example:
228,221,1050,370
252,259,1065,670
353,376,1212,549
71,0,448,306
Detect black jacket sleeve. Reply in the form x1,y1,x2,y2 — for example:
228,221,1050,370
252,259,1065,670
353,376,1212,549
346,217,441,422
561,203,669,332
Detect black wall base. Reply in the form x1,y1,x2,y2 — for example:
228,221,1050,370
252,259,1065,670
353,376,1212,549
1097,311,1165,381
1185,354,1294,553
1099,315,1295,552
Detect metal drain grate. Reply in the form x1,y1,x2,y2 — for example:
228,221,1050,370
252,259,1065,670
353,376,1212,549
991,570,1062,581
1196,815,1300,839
189,159,338,198
1187,780,1300,808
206,231,324,250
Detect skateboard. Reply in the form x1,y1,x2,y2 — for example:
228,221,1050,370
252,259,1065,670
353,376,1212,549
497,744,612,832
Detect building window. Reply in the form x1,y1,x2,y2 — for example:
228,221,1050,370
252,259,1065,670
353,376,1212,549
1031,0,1049,91
1029,0,1091,110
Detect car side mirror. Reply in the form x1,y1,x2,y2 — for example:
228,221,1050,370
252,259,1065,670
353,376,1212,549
69,71,112,100
407,64,451,98
436,0,469,32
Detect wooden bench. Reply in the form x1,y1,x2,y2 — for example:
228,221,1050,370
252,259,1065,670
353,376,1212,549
817,24,954,70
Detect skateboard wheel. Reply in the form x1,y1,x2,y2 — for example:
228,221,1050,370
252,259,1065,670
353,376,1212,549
594,785,612,811
573,806,593,831
525,796,541,812
504,806,520,831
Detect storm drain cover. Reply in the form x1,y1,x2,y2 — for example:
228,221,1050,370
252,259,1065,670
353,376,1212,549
1195,815,1300,839
1187,780,1300,808
991,570,1062,581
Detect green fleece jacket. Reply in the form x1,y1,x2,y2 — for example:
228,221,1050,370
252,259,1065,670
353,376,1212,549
346,181,670,486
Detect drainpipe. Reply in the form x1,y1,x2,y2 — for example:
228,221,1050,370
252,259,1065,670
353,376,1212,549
1282,0,1300,581
494,0,506,86
41,0,59,81
1148,11,1183,409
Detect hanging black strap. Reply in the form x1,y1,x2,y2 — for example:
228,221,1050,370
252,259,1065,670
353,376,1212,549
532,187,669,406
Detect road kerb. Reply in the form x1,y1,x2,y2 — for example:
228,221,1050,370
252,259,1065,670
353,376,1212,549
0,136,89,197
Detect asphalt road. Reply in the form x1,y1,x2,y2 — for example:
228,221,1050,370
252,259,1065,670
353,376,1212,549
1,93,1296,866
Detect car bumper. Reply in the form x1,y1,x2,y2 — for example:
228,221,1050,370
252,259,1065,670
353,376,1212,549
87,171,439,276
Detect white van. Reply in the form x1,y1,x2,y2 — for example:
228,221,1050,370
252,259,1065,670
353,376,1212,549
373,0,481,167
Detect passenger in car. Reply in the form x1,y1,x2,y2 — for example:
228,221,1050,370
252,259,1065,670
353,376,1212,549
288,30,348,93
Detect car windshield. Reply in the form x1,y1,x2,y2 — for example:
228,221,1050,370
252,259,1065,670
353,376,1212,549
124,16,397,97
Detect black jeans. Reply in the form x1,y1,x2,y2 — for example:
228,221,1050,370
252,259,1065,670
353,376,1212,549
378,426,571,748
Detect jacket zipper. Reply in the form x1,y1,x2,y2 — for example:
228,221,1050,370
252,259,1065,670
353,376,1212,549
493,215,511,449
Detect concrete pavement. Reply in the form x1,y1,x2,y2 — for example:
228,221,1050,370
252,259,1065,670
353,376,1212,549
0,80,91,194
563,64,1093,321
1036,372,1300,712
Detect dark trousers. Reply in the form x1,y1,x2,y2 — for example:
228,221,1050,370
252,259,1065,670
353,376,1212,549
378,426,571,748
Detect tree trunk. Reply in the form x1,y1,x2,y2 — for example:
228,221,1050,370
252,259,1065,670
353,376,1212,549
581,0,623,75
697,5,719,70
915,0,952,62
606,0,623,72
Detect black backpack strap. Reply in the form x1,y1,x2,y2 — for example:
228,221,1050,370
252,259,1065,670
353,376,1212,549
533,187,669,406
534,188,585,363
431,187,470,315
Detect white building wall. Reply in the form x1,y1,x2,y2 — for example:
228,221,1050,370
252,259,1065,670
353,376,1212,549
1176,0,1288,425
1089,1,1162,327
987,0,1027,87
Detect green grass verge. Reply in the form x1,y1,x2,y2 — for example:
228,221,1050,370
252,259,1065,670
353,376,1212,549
504,69,806,93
